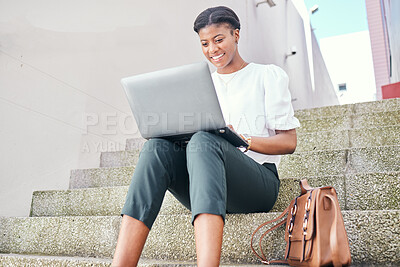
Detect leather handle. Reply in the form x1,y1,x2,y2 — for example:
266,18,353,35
324,194,341,267
300,179,313,195
251,206,290,265
258,218,287,262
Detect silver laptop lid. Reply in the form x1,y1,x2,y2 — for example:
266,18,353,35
121,62,226,139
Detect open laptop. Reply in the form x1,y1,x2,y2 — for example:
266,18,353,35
121,62,248,148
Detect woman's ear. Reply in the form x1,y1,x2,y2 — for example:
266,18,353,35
234,29,240,43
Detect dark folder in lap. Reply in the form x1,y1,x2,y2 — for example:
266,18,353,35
121,62,248,148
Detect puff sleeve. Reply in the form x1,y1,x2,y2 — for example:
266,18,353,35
263,65,300,131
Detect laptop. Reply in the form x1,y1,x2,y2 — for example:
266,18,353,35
121,62,249,148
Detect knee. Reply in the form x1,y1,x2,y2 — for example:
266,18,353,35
141,138,175,157
187,131,222,157
135,139,177,183
188,131,218,146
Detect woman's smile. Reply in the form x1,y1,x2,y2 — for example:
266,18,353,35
211,53,225,62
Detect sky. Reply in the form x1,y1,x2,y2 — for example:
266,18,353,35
304,0,369,41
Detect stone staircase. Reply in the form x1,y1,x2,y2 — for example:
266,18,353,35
1,98,399,266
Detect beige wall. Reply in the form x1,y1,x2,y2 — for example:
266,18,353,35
248,0,315,109
0,0,336,217
310,29,339,107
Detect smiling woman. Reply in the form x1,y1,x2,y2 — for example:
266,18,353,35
194,7,244,74
112,6,300,267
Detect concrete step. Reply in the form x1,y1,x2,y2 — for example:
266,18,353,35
296,110,400,134
69,166,135,189
294,98,400,120
294,103,353,120
346,172,400,210
352,97,400,114
97,146,400,180
352,110,400,128
30,187,186,217
122,100,400,148
296,115,352,133
124,125,400,154
278,145,400,177
274,172,400,212
296,125,400,152
121,113,400,144
75,145,400,192
0,254,273,267
349,125,400,148
0,255,393,267
0,216,120,259
99,150,140,168
124,101,400,151
103,146,349,170
0,254,112,267
1,211,399,265
69,166,134,189
346,145,400,173
31,172,400,217
296,129,350,152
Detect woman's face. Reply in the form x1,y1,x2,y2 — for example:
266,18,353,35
198,23,240,73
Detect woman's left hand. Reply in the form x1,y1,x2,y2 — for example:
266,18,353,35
228,124,297,155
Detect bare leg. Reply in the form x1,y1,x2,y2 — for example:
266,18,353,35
194,213,224,267
112,215,150,267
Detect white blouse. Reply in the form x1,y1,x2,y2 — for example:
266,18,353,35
211,63,300,166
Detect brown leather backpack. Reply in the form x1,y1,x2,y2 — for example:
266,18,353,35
251,179,351,266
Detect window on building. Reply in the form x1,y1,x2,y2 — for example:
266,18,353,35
338,83,347,91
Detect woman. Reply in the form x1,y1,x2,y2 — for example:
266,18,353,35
112,6,300,267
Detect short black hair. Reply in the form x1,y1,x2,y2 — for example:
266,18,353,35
193,6,241,34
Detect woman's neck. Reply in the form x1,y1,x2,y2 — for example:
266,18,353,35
217,56,247,74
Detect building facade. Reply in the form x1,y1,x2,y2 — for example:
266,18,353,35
366,0,400,99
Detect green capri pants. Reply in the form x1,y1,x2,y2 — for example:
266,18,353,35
121,131,280,229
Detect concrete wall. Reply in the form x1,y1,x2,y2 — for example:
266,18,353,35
246,0,315,110
0,0,336,217
246,0,339,109
311,28,340,107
